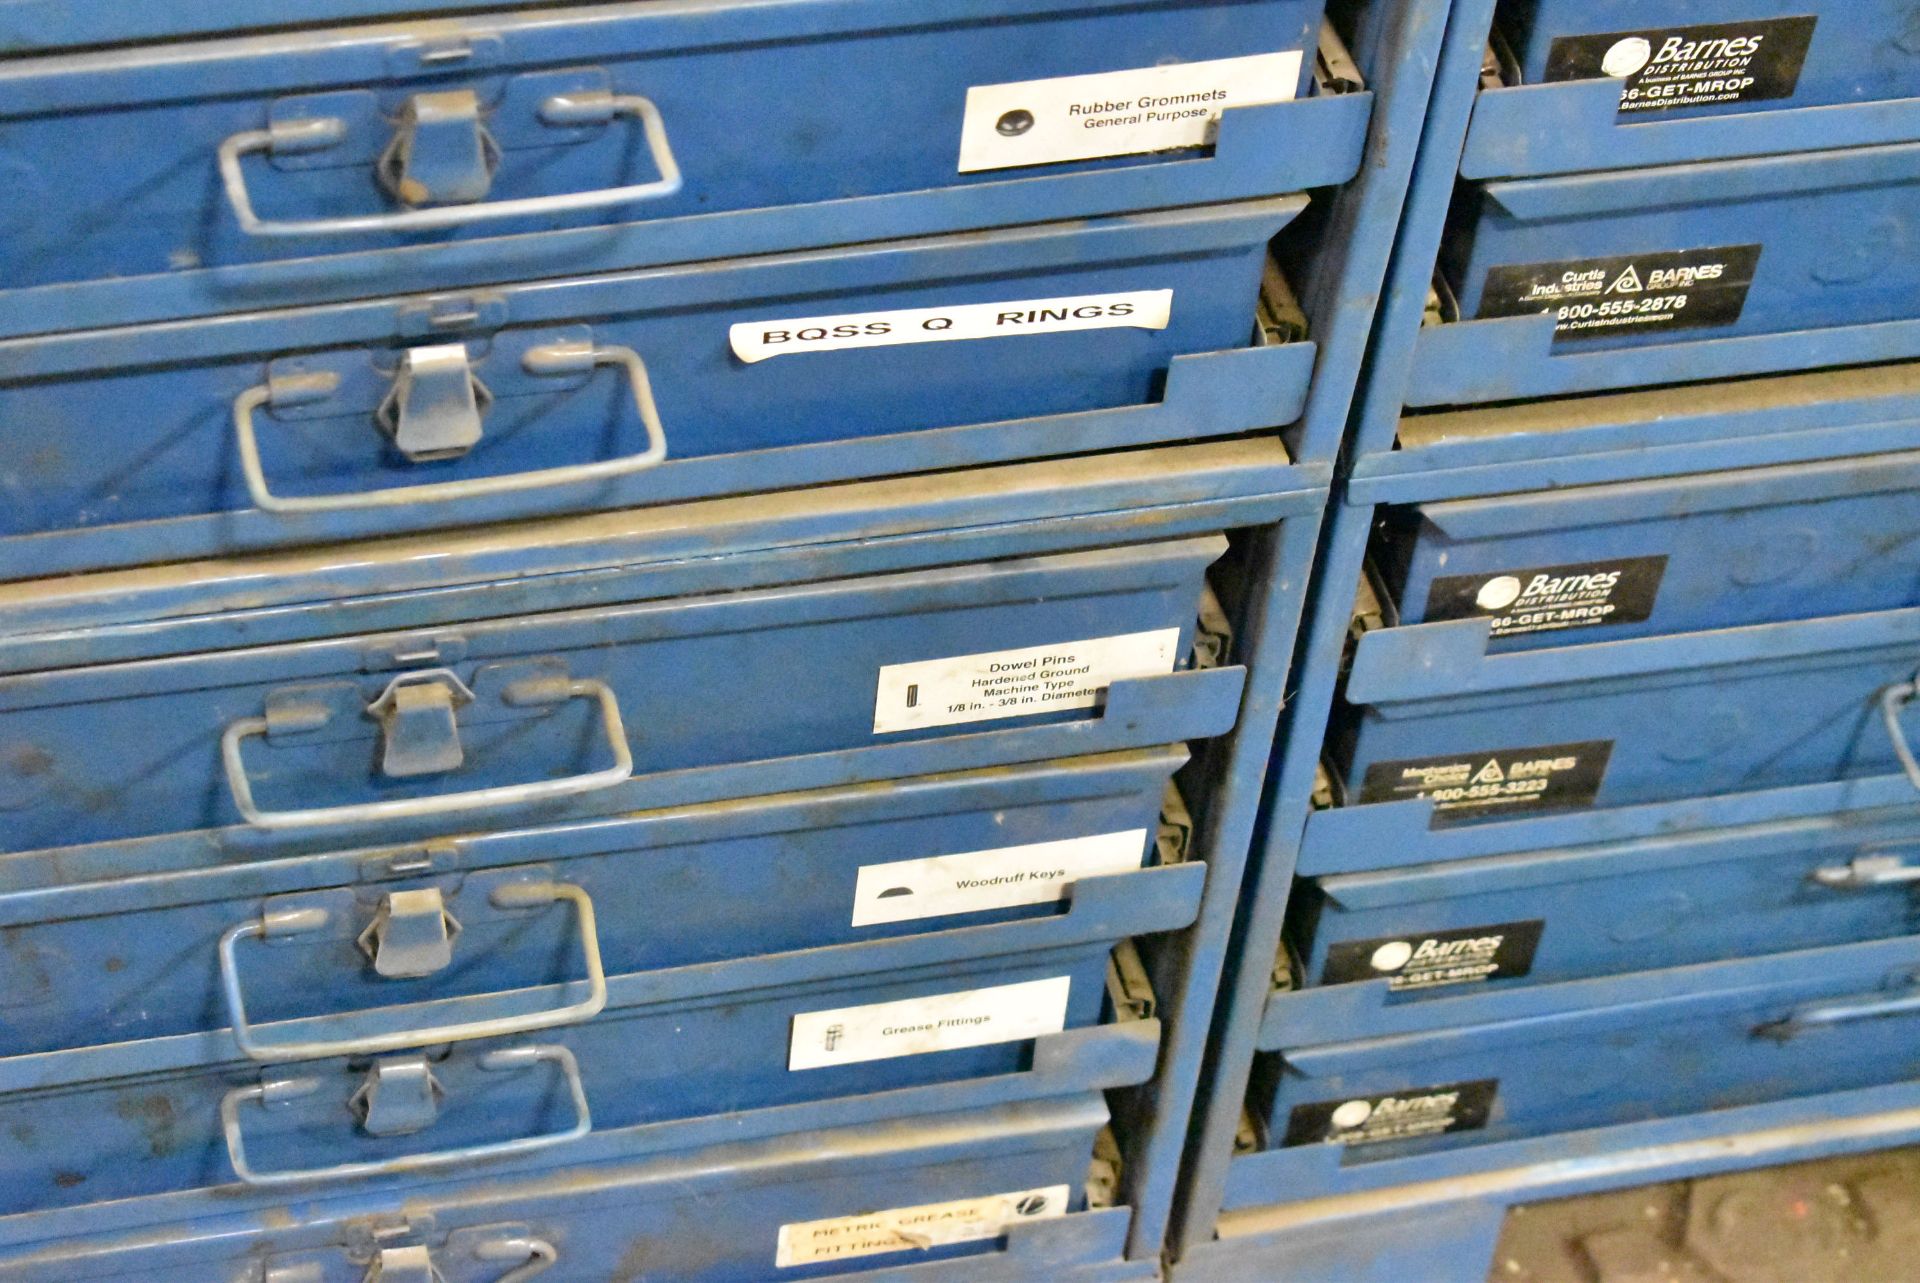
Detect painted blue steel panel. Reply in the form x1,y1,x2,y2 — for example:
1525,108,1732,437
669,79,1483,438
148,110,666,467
0,537,1222,857
1250,936,1920,1178
1373,450,1920,648
0,201,1305,580
1333,605,1920,817
4,1097,1131,1283
0,750,1181,1058
0,0,1362,334
1292,795,1920,999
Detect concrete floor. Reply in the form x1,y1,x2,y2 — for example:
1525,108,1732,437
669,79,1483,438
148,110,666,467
1487,1145,1920,1282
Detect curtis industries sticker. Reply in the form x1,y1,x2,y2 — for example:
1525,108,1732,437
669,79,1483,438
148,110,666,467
873,629,1181,734
850,830,1149,926
957,51,1304,172
775,1186,1069,1267
1544,17,1817,114
1321,921,1546,992
1357,741,1614,820
1477,246,1763,343
788,976,1071,1071
1424,556,1668,638
1284,1080,1499,1147
729,290,1173,363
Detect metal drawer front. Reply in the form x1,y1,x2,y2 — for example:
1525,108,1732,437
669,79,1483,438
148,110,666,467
0,943,1129,1217
1255,936,1920,1169
0,202,1306,579
0,537,1221,857
0,749,1181,1059
1500,1,1920,118
1404,144,1920,404
1334,605,1920,819
1445,145,1920,349
1373,450,1920,648
4,1097,1118,1283
1293,802,1920,998
0,0,1363,334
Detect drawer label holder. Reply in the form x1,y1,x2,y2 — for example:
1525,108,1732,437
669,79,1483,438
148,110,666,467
1321,921,1546,992
1477,245,1763,343
873,628,1181,734
788,976,1071,1071
1284,1080,1500,1147
775,1185,1070,1267
1424,556,1668,638
851,829,1149,926
957,51,1304,172
730,290,1173,363
1357,741,1614,821
1543,17,1818,114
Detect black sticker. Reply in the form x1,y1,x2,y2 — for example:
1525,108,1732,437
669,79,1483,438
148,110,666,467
1284,1080,1499,1148
1477,246,1762,343
1322,921,1545,992
1425,557,1668,638
1357,741,1613,821
1544,17,1817,114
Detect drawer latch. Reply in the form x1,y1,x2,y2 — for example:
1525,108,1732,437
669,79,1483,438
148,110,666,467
379,90,501,208
365,1245,444,1283
376,344,492,462
368,671,474,779
350,1055,446,1137
360,888,463,979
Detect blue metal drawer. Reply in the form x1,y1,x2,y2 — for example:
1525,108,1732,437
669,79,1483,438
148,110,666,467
0,924,1160,1218
1409,145,1920,404
0,200,1306,581
0,0,1367,336
0,537,1226,858
1333,604,1920,820
1291,797,1920,1000
1252,937,1920,1175
1465,2,1920,179
0,748,1181,1059
1373,450,1920,649
1499,2,1920,119
5,1097,1131,1283
1447,145,1920,347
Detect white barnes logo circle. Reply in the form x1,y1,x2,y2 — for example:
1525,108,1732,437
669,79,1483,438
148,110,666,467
1330,1100,1375,1130
1475,576,1524,610
1369,941,1415,972
1602,37,1653,77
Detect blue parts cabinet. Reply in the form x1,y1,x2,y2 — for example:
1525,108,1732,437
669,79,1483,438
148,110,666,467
0,0,1453,1271
1170,2,1920,1279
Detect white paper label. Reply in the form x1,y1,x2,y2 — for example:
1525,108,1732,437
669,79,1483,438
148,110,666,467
730,289,1172,363
775,1185,1070,1268
788,976,1071,1071
958,51,1305,173
852,829,1148,926
873,628,1181,734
